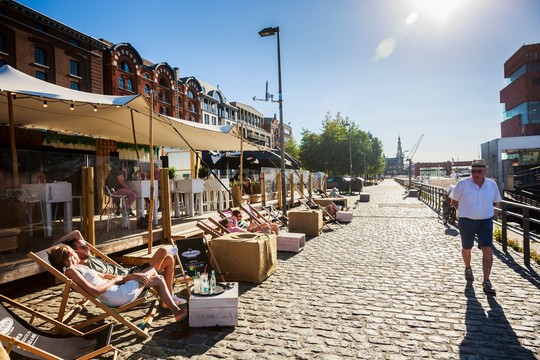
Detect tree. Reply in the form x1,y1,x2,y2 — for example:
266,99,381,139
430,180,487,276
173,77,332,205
284,134,300,160
298,112,386,178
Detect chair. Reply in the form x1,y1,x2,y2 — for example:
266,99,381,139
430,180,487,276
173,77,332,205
101,186,130,231
263,205,289,224
0,294,117,360
27,247,159,338
10,188,46,237
196,220,226,239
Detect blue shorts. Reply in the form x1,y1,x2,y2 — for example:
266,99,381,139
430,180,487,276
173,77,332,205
458,218,493,249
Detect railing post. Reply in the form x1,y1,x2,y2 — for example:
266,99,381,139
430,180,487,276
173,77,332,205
501,202,507,252
523,208,530,267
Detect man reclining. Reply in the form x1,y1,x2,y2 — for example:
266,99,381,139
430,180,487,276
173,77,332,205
57,230,186,307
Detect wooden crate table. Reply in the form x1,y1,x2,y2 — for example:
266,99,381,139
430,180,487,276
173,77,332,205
287,208,323,236
210,233,277,284
314,197,348,210
189,282,238,327
277,232,305,253
336,211,353,222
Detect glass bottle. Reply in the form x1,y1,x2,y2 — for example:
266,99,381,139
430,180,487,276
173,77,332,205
201,273,209,294
193,271,200,294
210,270,216,293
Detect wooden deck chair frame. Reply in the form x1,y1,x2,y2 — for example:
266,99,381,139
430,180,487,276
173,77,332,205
27,250,158,338
245,204,284,228
263,204,289,224
0,294,118,360
218,207,278,233
196,220,225,239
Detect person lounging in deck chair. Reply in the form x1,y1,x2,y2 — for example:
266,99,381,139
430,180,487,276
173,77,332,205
47,244,187,322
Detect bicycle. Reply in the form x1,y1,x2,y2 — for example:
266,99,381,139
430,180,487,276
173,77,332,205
438,201,457,226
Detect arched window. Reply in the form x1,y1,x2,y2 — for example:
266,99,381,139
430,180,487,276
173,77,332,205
159,78,167,87
120,61,130,73
118,76,125,89
188,90,195,99
177,96,183,107
143,73,150,79
144,84,150,93
127,79,133,91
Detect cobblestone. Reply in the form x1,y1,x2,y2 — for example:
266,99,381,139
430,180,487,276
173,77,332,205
3,180,540,359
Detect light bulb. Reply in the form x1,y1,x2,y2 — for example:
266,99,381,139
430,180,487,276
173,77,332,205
43,100,48,108
70,103,74,111
93,105,97,112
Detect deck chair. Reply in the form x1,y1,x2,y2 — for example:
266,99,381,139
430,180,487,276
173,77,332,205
245,204,284,229
263,205,289,224
174,237,225,289
0,295,117,360
218,207,280,234
28,249,159,338
196,220,225,239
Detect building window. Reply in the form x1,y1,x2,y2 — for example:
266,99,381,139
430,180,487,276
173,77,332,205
69,38,79,47
70,81,79,90
121,61,130,73
35,70,46,80
189,103,195,112
159,78,167,87
119,76,125,89
69,60,79,76
188,90,195,99
143,73,150,79
212,116,217,125
144,84,150,93
127,79,133,91
204,114,209,124
34,47,46,66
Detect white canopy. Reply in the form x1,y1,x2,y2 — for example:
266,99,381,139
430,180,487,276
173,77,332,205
0,65,264,151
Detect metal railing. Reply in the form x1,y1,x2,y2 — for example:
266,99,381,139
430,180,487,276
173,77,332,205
395,178,540,267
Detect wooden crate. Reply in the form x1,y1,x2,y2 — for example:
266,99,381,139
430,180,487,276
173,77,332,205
189,282,238,327
277,232,305,253
336,211,353,222
288,209,323,236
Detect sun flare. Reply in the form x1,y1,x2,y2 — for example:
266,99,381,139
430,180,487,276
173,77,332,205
413,0,465,20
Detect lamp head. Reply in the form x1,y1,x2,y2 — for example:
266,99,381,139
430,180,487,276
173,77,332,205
258,26,279,37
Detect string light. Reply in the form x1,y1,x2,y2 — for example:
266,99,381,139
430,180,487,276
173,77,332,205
43,100,48,108
93,105,97,112
70,103,74,111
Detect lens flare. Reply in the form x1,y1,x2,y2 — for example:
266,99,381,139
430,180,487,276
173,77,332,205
375,38,396,60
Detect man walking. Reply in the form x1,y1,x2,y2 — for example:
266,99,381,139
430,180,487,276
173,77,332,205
450,159,501,294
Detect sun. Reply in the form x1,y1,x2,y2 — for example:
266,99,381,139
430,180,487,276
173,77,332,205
413,0,465,20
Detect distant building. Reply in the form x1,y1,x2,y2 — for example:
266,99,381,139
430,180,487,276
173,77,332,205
384,136,405,176
231,102,271,147
481,43,540,193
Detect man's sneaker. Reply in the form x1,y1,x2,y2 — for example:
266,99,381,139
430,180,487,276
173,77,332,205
482,280,496,295
465,267,474,281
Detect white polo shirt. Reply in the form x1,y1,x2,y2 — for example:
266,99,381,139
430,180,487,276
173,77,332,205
450,176,501,220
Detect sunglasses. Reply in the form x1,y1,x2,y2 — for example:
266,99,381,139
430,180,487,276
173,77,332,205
77,244,89,250
471,169,484,174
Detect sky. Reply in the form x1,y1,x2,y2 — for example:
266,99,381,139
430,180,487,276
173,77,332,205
16,0,540,163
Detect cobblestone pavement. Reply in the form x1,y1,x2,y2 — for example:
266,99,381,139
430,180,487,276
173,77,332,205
4,180,540,359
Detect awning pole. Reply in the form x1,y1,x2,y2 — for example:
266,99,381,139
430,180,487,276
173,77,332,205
7,91,19,188
147,91,154,254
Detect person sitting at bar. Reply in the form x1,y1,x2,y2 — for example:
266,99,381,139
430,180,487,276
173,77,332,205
47,244,187,321
106,160,136,216
57,230,186,307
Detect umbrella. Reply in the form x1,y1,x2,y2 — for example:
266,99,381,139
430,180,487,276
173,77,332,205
201,150,301,170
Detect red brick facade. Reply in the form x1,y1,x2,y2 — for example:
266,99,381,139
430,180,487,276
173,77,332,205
0,0,106,93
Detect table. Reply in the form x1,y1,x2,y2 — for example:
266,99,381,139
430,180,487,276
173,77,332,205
314,197,348,210
21,183,72,237
189,282,238,327
173,179,204,217
203,178,230,211
126,180,158,225
287,208,323,236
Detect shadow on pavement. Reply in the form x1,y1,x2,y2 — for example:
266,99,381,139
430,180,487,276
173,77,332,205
460,282,536,359
493,247,540,291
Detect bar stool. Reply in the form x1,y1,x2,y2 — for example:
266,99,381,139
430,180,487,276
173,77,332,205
101,186,130,231
12,188,46,237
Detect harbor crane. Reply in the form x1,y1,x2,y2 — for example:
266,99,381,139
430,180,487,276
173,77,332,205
406,134,424,189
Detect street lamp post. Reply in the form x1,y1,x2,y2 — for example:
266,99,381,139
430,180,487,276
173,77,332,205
259,26,287,217
343,122,352,194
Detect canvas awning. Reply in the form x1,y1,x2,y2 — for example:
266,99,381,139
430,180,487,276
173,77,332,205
0,65,264,151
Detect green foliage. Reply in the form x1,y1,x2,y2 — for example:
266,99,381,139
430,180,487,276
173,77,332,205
168,166,178,180
284,135,300,160
299,112,386,177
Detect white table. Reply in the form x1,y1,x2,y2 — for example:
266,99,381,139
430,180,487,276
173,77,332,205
127,180,159,225
174,179,204,217
21,183,72,237
204,178,230,211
